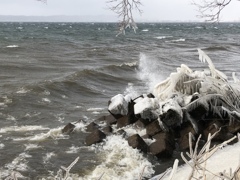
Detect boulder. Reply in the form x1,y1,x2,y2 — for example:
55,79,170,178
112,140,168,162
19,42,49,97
127,134,148,153
133,119,146,128
134,96,160,121
187,97,210,120
96,114,117,126
161,98,183,127
86,122,99,132
85,129,106,146
101,126,113,135
62,123,75,134
161,109,182,127
138,117,153,126
117,115,131,128
127,100,137,124
178,122,197,150
141,134,150,139
227,120,240,134
108,94,129,119
153,132,175,147
203,120,234,141
146,120,163,137
108,111,123,120
149,132,174,158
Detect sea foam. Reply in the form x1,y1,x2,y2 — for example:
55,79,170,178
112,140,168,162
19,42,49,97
138,53,165,91
6,45,19,48
0,125,49,133
83,135,154,180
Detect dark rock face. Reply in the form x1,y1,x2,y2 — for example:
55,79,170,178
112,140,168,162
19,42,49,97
147,93,155,98
146,120,163,137
149,132,174,159
188,101,209,120
86,122,99,132
82,85,240,161
161,109,182,127
101,126,113,135
127,134,148,153
127,100,137,124
108,111,123,120
202,120,234,141
62,123,75,134
117,115,131,128
141,134,150,139
96,114,117,126
85,129,106,146
133,119,146,128
227,120,240,134
138,118,152,126
177,123,197,150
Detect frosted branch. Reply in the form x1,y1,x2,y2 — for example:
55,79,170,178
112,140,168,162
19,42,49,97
107,0,142,36
193,0,233,22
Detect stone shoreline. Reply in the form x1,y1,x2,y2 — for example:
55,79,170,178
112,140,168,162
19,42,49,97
63,49,240,161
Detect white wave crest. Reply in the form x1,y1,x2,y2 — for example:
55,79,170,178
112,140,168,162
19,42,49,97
43,152,56,164
166,38,185,43
0,102,6,107
87,107,105,112
42,98,51,103
138,53,165,91
6,115,16,121
0,125,49,133
6,45,19,48
0,143,5,149
124,83,140,100
120,61,138,67
65,145,80,154
5,152,31,172
24,144,41,150
16,87,30,94
12,127,66,142
84,135,154,180
155,36,173,39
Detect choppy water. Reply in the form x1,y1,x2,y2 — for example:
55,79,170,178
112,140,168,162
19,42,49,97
0,22,240,179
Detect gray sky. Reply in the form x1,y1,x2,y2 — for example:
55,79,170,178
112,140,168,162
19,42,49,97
0,0,239,22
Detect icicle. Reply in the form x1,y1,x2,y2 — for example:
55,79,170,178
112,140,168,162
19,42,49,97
232,72,240,83
198,49,228,80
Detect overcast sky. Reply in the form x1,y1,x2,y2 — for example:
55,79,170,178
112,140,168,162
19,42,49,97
0,0,239,22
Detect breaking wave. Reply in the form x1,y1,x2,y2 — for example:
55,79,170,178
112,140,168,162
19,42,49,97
84,135,154,180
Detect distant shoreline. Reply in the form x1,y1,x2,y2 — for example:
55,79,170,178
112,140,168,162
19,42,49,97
0,15,239,23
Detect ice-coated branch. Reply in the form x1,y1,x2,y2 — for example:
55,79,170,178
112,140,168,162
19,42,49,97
54,156,79,180
181,131,237,179
168,159,179,180
193,0,234,22
107,0,142,36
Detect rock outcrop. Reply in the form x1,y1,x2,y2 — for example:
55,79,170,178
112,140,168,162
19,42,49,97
63,49,240,160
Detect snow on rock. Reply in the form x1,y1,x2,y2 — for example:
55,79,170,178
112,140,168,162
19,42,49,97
134,96,160,120
108,94,130,116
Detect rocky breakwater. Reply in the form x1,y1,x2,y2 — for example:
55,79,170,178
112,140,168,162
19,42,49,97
65,49,240,159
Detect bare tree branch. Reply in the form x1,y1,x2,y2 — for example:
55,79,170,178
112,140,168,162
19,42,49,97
192,0,233,22
107,0,143,36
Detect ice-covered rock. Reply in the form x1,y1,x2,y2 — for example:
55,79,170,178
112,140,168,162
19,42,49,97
134,96,160,121
108,94,130,116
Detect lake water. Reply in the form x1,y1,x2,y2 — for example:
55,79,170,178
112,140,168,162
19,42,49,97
0,22,240,179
